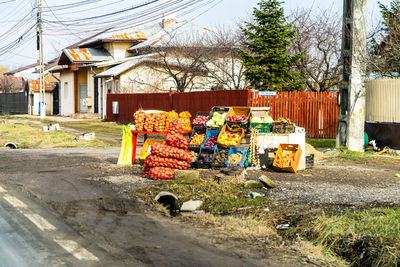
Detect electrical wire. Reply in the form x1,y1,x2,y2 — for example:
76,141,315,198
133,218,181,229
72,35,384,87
0,0,222,65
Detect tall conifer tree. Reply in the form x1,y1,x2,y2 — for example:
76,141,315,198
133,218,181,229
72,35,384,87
239,0,304,91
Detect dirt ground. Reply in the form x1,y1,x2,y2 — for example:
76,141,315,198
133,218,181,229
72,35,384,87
0,147,399,266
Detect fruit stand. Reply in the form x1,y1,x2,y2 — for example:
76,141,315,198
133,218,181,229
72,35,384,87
129,106,306,180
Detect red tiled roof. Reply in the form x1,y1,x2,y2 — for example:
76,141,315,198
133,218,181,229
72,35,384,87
28,79,56,93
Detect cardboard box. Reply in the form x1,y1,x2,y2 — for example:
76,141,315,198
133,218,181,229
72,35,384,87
273,144,302,173
139,139,163,165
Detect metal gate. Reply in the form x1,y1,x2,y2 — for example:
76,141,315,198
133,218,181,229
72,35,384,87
0,92,29,114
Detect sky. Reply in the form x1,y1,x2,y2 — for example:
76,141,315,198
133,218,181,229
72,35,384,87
0,0,393,71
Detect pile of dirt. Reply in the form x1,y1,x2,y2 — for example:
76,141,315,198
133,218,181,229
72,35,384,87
305,144,324,161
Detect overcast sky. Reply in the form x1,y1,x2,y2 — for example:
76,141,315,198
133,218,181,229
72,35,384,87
0,0,393,70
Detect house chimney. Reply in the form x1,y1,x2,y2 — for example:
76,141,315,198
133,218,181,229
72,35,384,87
162,14,176,28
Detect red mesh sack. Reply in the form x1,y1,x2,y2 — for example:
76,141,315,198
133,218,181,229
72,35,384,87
165,133,189,149
149,167,175,180
151,143,191,162
147,155,189,170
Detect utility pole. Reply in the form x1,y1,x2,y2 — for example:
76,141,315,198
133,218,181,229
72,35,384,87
37,0,45,119
337,0,367,151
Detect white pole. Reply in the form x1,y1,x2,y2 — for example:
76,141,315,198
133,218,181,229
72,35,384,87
347,0,367,152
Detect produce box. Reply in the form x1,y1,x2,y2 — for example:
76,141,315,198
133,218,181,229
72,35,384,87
273,144,302,173
201,129,220,149
250,107,270,118
226,146,247,167
197,147,217,169
139,139,164,165
188,147,200,168
206,106,230,130
189,126,207,148
212,148,229,169
272,123,295,134
192,111,210,128
250,122,273,133
217,124,244,148
226,106,251,131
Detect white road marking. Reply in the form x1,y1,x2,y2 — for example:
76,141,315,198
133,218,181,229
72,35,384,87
54,239,99,261
3,194,56,231
23,213,56,231
3,195,28,208
2,191,98,262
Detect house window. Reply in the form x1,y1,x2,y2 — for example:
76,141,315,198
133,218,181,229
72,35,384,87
64,82,68,99
115,79,119,92
106,79,112,93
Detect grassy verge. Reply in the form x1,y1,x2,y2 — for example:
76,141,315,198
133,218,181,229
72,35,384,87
307,207,400,266
306,139,336,148
56,121,124,136
139,179,273,214
137,177,345,265
0,124,119,148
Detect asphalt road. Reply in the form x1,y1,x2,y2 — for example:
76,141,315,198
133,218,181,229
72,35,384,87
0,183,124,267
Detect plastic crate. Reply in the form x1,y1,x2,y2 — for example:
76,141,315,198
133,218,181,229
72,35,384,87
206,106,230,130
226,146,247,167
138,139,164,165
306,154,314,169
250,122,273,133
212,148,229,169
226,106,251,131
197,147,217,169
201,129,220,149
192,111,210,128
273,144,302,173
188,126,207,148
188,147,200,168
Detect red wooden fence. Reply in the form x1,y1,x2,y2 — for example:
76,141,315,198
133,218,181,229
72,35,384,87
172,89,250,117
107,90,250,123
107,90,338,139
107,92,171,122
249,91,338,138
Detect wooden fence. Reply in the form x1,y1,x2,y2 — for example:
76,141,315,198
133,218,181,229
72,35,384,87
249,91,338,138
106,90,250,122
107,90,338,139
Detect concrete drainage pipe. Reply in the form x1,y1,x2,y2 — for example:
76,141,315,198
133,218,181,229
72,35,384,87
4,142,17,149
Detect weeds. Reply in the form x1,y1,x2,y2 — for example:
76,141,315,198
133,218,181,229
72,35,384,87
139,179,272,214
310,207,400,266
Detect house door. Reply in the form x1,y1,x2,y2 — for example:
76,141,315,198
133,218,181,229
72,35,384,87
79,84,88,113
52,84,59,115
94,78,98,113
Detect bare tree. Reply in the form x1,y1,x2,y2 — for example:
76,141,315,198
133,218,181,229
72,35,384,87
200,26,249,90
367,0,400,77
0,75,25,93
129,25,248,92
289,8,342,92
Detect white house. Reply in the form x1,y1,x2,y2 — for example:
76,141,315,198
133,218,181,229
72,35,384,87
27,79,55,115
56,15,246,118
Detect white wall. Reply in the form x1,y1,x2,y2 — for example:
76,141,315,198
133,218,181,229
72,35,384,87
118,65,211,93
87,71,94,113
60,71,75,116
31,92,53,115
